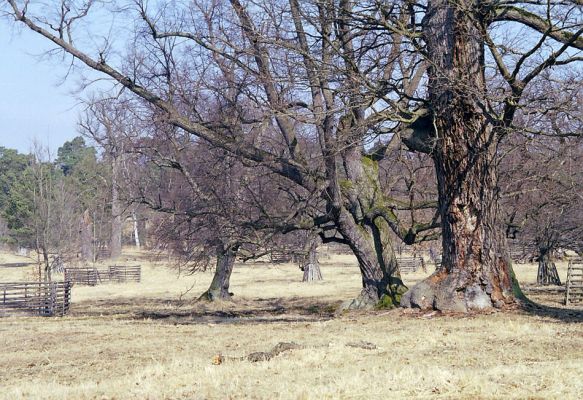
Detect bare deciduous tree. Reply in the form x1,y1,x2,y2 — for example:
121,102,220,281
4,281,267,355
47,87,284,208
4,0,436,308
4,0,581,312
401,0,583,311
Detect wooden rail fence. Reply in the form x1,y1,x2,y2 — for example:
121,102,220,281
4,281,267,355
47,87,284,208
64,265,141,286
397,257,425,273
565,259,583,305
109,265,141,283
96,247,112,261
64,268,101,286
270,251,292,264
0,281,71,317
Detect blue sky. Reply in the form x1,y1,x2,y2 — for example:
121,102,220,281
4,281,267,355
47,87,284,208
0,21,85,155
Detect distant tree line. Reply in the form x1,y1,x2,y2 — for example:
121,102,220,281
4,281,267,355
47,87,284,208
0,137,145,281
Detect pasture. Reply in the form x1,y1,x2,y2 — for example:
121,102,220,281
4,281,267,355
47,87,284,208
1,249,582,399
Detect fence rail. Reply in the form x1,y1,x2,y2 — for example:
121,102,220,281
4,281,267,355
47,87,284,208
270,251,292,264
0,281,71,317
397,257,426,273
565,261,583,305
64,265,141,286
64,268,101,286
108,265,141,283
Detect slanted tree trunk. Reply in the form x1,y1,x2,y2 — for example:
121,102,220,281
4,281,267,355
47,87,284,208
537,248,561,286
199,243,238,301
402,0,520,312
110,157,122,260
335,149,407,310
302,236,323,282
341,215,407,309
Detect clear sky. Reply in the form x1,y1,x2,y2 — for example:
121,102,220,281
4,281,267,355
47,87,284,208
0,21,85,156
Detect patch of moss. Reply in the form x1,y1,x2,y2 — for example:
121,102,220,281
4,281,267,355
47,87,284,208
394,293,402,305
389,278,409,296
376,294,395,309
339,179,354,192
508,262,527,300
361,155,379,174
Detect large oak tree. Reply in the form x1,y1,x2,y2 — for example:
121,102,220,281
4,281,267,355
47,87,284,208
3,0,581,311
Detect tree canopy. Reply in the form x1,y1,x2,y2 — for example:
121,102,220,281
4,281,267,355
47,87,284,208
1,0,581,310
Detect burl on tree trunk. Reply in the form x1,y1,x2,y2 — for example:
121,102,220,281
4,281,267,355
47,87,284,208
199,243,238,301
402,0,521,312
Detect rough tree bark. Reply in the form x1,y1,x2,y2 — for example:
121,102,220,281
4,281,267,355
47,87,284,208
402,0,520,312
198,243,238,301
537,248,561,286
336,152,407,309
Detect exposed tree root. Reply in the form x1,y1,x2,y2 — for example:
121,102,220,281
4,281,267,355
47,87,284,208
212,340,380,365
337,289,379,311
197,290,234,302
212,342,304,364
401,270,518,313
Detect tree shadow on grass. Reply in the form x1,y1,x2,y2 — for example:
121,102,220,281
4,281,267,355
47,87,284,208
0,262,34,268
69,296,340,325
518,296,583,323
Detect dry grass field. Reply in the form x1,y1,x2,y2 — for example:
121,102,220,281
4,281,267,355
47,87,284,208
1,249,582,399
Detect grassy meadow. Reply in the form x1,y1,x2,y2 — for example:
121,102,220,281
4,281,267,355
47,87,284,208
0,249,582,399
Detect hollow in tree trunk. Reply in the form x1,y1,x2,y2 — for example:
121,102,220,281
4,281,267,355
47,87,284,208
402,0,521,312
199,243,238,301
537,248,561,286
302,236,323,282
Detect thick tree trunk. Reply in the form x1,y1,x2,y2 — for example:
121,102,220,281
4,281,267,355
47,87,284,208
537,249,561,286
302,236,323,282
110,157,122,260
338,208,407,309
402,0,520,311
199,243,238,301
335,147,407,309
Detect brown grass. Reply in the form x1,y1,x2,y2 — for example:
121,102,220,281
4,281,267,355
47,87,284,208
0,249,582,399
